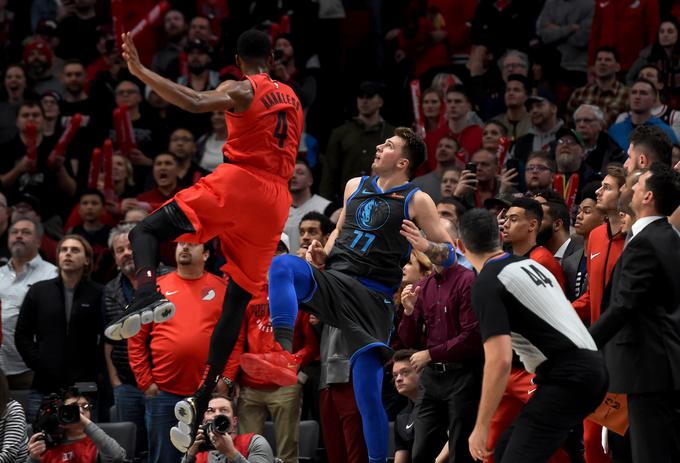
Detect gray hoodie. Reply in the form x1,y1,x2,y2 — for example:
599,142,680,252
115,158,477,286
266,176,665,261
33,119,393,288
537,0,594,72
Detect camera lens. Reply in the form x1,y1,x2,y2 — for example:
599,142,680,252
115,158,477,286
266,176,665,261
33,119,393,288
59,404,81,424
212,415,231,435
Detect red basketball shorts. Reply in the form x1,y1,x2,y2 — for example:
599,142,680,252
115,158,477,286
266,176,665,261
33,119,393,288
172,163,291,295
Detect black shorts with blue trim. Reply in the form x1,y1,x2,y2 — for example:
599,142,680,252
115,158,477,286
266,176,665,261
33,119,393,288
301,265,395,362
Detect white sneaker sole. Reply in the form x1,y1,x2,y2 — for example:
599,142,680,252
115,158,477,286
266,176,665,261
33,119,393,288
104,300,176,340
170,423,192,452
174,398,196,426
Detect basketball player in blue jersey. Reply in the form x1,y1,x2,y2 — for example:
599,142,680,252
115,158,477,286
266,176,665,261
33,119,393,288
239,127,458,463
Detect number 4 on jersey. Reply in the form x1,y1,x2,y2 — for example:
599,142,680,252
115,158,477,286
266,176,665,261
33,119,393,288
273,111,288,147
522,264,553,288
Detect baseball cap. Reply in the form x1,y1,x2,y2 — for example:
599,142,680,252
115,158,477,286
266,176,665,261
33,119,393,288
484,192,522,211
13,193,41,216
524,95,555,111
555,127,585,147
185,38,213,55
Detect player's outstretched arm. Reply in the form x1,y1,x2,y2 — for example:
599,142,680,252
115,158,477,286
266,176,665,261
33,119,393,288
402,190,456,267
121,32,247,113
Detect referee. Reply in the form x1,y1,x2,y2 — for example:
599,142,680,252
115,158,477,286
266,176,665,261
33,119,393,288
457,209,608,462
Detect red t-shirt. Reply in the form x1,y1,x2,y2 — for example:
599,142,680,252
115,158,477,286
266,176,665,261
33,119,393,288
41,437,98,463
427,123,483,170
223,73,304,182
128,271,241,395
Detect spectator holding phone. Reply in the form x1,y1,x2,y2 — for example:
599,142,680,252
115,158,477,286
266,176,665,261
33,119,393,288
452,149,517,208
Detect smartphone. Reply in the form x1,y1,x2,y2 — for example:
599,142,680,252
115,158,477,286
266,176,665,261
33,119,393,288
465,162,477,174
506,159,519,172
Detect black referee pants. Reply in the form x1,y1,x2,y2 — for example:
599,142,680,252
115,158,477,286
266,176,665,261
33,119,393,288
499,350,608,463
412,365,481,463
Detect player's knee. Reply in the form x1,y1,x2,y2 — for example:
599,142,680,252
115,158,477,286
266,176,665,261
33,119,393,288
268,254,297,283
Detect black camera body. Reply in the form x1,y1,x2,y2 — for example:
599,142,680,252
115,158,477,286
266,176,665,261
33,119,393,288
198,414,232,452
34,394,81,447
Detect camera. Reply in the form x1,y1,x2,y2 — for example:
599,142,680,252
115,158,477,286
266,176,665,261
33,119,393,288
198,414,232,452
34,394,81,447
273,49,284,61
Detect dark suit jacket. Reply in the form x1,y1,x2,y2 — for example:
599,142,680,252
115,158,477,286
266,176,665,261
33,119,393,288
590,219,680,394
561,239,585,302
15,277,104,393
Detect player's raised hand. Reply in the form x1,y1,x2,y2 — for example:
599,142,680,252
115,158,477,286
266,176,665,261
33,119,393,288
305,240,327,269
400,283,420,316
121,32,143,77
400,220,428,252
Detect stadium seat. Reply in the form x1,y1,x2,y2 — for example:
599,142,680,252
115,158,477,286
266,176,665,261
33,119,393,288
98,421,137,458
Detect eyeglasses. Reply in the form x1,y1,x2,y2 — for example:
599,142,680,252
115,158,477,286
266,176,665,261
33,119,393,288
526,164,552,173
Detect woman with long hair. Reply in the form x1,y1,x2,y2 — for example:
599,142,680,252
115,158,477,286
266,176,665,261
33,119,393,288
391,251,434,350
628,18,680,106
0,369,28,461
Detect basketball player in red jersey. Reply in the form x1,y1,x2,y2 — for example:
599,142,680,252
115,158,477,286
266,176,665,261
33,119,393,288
104,30,304,451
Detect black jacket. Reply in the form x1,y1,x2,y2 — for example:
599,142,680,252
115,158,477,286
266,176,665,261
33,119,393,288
590,219,680,393
584,132,626,174
103,273,137,386
15,276,104,393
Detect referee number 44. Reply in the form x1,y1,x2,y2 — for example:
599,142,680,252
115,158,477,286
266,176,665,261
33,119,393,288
522,264,553,288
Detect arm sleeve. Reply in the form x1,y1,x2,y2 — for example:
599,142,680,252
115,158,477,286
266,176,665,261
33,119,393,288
589,239,657,347
126,323,154,392
471,275,511,342
222,316,247,381
428,275,482,363
14,288,40,370
567,2,593,48
236,435,274,463
397,282,425,349
0,401,27,463
85,422,126,463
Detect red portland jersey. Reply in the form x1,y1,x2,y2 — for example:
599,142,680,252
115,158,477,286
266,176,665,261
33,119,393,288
223,73,304,181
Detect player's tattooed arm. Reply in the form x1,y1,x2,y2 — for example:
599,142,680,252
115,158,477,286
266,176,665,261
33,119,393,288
425,240,453,266
400,220,455,267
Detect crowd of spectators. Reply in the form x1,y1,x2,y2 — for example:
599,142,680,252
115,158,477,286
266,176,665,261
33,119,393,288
0,0,680,462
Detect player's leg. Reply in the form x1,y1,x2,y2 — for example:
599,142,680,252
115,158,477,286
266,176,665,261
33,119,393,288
105,201,195,340
351,347,389,463
171,278,251,452
268,254,316,351
238,254,315,385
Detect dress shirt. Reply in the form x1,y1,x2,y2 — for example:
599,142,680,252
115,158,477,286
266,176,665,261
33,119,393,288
631,215,664,239
398,264,482,363
0,255,58,374
554,237,572,261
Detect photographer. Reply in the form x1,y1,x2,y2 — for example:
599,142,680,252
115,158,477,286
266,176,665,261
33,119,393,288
27,391,126,463
181,394,273,463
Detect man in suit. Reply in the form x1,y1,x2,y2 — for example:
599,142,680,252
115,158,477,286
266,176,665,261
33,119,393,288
590,162,680,462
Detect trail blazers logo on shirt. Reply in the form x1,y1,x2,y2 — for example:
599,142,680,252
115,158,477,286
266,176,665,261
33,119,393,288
201,288,216,301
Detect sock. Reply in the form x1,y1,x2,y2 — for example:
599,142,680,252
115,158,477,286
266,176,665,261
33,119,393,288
352,348,388,463
129,201,195,297
135,267,157,296
274,327,294,352
268,255,315,353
